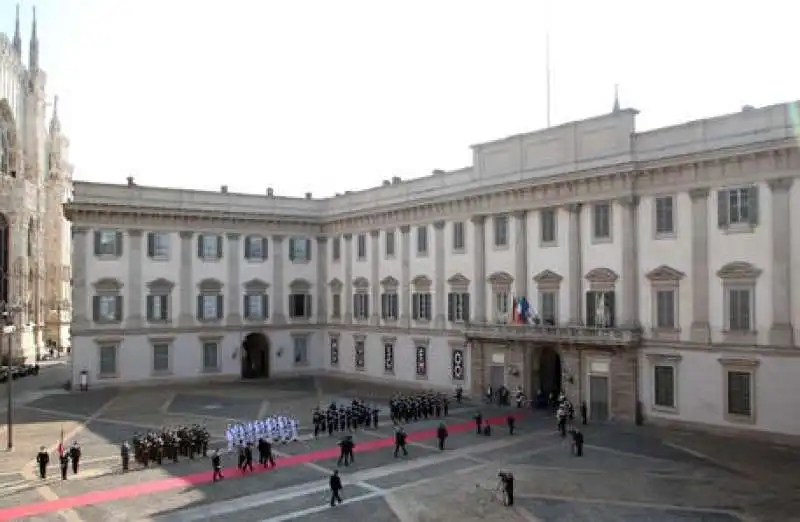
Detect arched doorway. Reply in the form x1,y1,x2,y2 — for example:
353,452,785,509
241,332,270,379
538,345,562,397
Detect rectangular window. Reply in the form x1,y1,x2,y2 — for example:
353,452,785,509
381,292,398,321
655,197,675,236
495,292,508,317
197,294,223,320
653,365,675,408
655,290,675,328
385,231,395,257
453,222,465,251
245,235,268,261
447,292,470,322
147,232,170,259
293,336,308,365
493,216,508,247
585,291,616,328
331,293,341,318
93,294,122,322
540,291,557,324
353,293,370,320
198,234,222,260
99,345,117,376
332,237,341,261
289,293,312,319
245,294,268,320
416,226,428,255
146,294,169,322
593,203,611,240
728,288,751,331
412,292,432,321
540,209,556,244
727,371,752,416
415,345,428,377
357,233,367,260
152,343,170,373
718,187,759,227
202,342,219,371
289,237,312,262
95,230,122,257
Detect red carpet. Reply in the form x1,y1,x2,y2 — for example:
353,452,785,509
0,414,518,520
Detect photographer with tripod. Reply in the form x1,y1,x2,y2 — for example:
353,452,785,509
497,471,514,506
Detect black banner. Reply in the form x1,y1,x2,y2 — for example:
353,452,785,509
355,341,365,369
384,343,394,372
415,345,427,377
330,337,339,366
452,348,464,380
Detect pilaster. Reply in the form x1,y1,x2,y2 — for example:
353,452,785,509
619,197,639,328
566,204,583,325
226,233,242,326
343,233,354,324
768,178,794,345
178,231,194,327
272,235,286,325
316,236,328,324
513,211,528,298
471,215,486,323
71,226,89,328
369,230,380,325
126,229,144,328
433,220,446,328
688,188,711,342
399,225,411,327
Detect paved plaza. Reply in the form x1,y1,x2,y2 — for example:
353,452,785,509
0,376,797,521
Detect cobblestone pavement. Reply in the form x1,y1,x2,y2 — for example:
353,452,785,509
0,376,796,521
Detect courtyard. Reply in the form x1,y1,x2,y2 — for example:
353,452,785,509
0,376,796,522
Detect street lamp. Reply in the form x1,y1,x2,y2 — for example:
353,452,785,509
2,302,22,451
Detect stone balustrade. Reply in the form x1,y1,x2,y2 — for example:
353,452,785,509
464,322,642,346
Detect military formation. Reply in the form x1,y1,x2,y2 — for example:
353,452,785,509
131,425,210,467
312,399,380,437
388,391,451,423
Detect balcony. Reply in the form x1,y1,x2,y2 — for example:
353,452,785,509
464,322,642,347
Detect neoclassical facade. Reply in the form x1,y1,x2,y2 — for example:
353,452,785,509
67,100,800,438
1,8,73,361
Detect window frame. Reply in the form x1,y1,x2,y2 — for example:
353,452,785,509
198,234,223,261
539,208,557,247
95,230,122,258
150,338,173,376
97,342,119,379
452,221,466,253
201,339,221,373
653,196,676,239
493,215,509,249
292,334,310,366
646,353,680,414
719,357,759,424
416,226,428,256
147,232,171,260
384,230,396,258
717,262,761,344
244,235,268,262
382,336,395,375
331,236,341,262
591,202,612,243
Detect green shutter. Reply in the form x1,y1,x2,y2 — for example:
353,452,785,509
717,190,729,228
748,186,759,225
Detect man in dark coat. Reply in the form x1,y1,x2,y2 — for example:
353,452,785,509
329,470,343,506
436,423,448,451
36,446,49,479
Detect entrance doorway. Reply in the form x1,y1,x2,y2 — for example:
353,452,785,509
538,345,562,396
588,375,609,421
489,365,505,390
242,332,270,379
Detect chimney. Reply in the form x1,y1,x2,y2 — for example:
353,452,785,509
391,176,401,184
432,169,444,175
382,180,391,186
742,105,754,112
267,187,274,197
221,185,228,193
305,192,312,199
126,176,135,187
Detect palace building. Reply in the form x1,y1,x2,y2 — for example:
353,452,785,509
1,7,73,361
66,99,800,439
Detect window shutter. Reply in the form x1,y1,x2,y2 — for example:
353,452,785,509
197,295,204,319
243,295,249,319
381,294,387,319
217,295,224,318
146,295,154,320
447,293,455,321
197,236,204,258
217,235,223,258
92,296,100,321
244,237,251,259
717,190,729,227
93,231,101,255
585,292,595,327
261,237,268,260
606,291,616,327
288,295,295,317
289,238,296,261
412,294,419,320
160,295,168,320
306,239,312,261
114,296,123,321
305,294,313,317
115,232,123,256
261,295,268,319
364,298,369,318
147,233,155,258
748,186,759,225
463,293,470,322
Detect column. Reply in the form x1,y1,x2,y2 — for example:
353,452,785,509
127,229,144,328
689,188,710,343
316,236,328,323
226,233,242,325
369,230,380,325
178,231,195,326
769,178,794,345
471,216,487,323
619,197,639,328
513,211,528,298
567,204,583,325
272,235,286,324
71,226,89,328
343,233,353,324
399,225,411,327
433,220,446,328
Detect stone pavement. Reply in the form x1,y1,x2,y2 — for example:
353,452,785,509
0,376,796,521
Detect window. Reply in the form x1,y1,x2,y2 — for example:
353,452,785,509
377,292,396,321
98,345,117,377
655,290,675,328
412,292,432,321
245,235,268,261
331,294,341,318
586,291,616,328
447,292,470,323
152,343,170,374
356,233,367,260
92,294,122,323
354,293,370,320
202,341,219,372
452,222,465,251
727,371,751,417
718,187,758,229
653,365,675,408
289,293,313,319
289,237,312,262
540,209,556,244
332,237,341,261
244,294,269,320
654,197,675,236
293,336,308,365
592,203,611,240
717,262,761,341
495,292,508,318
540,291,557,324
146,294,169,322
94,230,122,257
198,234,222,260
385,231,395,257
416,226,428,255
354,339,366,370
727,288,752,331
493,216,508,247
147,232,170,259
383,341,394,373
197,294,223,321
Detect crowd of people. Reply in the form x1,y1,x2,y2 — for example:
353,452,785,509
388,391,451,423
312,399,381,437
225,415,300,450
130,425,211,467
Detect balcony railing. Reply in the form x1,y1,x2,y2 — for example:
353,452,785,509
464,322,642,346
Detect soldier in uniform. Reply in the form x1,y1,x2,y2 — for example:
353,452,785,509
60,451,69,480
393,427,408,458
243,442,254,472
313,408,322,438
120,441,130,472
36,446,49,479
69,441,81,475
436,423,448,451
211,449,224,482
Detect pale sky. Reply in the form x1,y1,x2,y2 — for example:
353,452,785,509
3,0,799,197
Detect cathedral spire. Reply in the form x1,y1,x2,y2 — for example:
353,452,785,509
50,96,61,134
29,6,39,72
12,4,22,56
612,84,620,113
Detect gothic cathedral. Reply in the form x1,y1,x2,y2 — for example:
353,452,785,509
1,6,73,362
